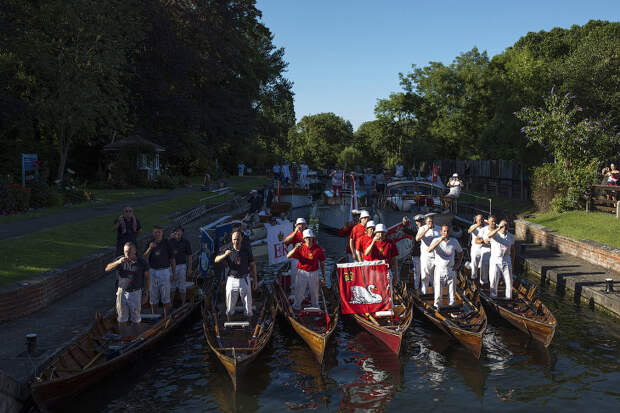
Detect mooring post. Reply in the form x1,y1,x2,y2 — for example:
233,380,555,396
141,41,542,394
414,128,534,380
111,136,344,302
616,200,619,219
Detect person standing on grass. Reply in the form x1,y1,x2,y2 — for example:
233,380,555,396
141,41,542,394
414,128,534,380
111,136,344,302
144,225,176,318
169,226,192,305
105,242,150,333
113,205,142,256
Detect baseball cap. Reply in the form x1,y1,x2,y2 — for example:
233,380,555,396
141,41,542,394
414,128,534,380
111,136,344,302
375,224,386,233
414,214,425,221
352,209,360,215
302,229,315,238
360,210,370,219
366,220,376,228
452,173,458,177
295,218,307,225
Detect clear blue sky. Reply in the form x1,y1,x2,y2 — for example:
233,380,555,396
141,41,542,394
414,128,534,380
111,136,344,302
256,0,619,130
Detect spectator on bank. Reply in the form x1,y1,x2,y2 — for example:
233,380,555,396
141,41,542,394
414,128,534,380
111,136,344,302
375,169,385,194
203,171,211,190
329,168,343,198
273,163,281,182
169,226,192,305
263,184,274,213
105,242,149,336
281,161,291,185
395,162,405,178
144,226,176,318
113,206,142,256
602,163,619,201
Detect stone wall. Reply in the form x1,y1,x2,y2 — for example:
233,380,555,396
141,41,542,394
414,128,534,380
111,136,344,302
515,219,620,273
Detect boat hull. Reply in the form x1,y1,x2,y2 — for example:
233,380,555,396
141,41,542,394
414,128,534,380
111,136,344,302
352,314,404,354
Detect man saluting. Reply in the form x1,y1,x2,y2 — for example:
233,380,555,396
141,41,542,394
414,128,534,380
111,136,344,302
287,229,326,311
363,224,400,281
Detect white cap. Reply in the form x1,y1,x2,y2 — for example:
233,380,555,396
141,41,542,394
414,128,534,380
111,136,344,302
352,209,360,215
452,173,458,177
295,218,307,225
360,210,370,218
375,223,387,233
302,229,314,238
366,220,376,228
250,189,258,193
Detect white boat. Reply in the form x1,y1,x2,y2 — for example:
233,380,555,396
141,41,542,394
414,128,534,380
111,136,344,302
277,186,313,209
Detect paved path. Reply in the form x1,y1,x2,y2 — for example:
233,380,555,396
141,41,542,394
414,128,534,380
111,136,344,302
0,187,198,241
518,243,620,318
0,209,231,383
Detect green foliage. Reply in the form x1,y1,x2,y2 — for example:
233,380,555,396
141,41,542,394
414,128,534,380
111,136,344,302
338,146,364,168
0,177,31,214
287,113,353,168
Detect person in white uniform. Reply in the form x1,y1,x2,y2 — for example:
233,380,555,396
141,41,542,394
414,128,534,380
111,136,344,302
415,215,441,295
485,219,515,299
299,163,309,189
214,230,257,320
468,214,486,281
428,225,463,308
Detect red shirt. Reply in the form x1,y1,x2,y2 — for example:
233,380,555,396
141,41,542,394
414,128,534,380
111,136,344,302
349,223,366,246
284,230,304,246
356,234,373,261
338,222,355,254
367,239,399,262
291,244,326,272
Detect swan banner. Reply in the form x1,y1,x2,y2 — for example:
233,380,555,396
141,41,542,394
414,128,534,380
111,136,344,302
337,261,392,315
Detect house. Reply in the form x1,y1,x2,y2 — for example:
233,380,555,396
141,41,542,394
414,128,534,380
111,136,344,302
103,134,165,180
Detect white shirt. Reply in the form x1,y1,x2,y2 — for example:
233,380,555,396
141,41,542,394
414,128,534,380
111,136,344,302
300,164,309,175
331,170,342,186
281,164,291,178
417,224,441,259
488,231,514,259
470,225,485,248
432,237,463,269
478,226,491,249
273,164,280,173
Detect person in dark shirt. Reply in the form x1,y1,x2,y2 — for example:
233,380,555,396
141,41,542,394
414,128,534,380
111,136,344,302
169,226,193,305
214,230,257,320
105,242,150,328
263,184,274,213
113,205,142,256
144,226,176,318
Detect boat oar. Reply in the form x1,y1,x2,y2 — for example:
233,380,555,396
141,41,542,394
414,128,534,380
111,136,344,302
365,313,380,326
320,285,330,330
250,293,269,347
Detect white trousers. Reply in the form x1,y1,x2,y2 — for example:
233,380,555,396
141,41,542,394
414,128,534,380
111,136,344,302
420,255,435,294
116,288,142,323
433,267,456,308
470,246,490,284
294,269,319,310
171,264,187,293
489,257,512,299
226,275,253,317
412,256,421,290
150,267,171,305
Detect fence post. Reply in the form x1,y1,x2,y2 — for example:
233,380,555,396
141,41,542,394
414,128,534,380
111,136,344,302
586,198,590,213
616,201,619,219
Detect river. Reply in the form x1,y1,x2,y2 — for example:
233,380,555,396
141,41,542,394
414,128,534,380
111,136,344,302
67,227,620,412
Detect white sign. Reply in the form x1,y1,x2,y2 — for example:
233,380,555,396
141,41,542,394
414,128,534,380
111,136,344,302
266,221,294,265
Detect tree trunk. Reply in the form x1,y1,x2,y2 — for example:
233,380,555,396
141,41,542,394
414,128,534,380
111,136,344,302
56,128,71,182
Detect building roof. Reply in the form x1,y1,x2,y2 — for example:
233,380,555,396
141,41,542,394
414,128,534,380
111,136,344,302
103,135,166,152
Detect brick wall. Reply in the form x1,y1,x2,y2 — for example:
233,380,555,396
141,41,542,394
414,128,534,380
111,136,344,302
515,219,620,273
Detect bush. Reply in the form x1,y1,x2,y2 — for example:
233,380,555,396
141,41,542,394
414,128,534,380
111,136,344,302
174,175,191,187
151,174,176,189
61,184,93,204
0,177,31,214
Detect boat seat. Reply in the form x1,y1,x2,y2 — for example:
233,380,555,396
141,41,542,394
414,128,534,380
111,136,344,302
140,314,162,323
374,310,394,318
224,321,250,329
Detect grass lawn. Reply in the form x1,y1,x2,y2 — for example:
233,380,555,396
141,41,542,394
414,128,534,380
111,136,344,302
0,191,231,286
529,211,620,248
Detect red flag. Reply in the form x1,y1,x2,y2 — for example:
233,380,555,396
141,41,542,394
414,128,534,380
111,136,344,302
432,164,438,182
338,261,392,315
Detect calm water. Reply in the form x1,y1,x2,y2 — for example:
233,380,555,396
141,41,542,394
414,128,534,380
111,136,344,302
69,230,620,412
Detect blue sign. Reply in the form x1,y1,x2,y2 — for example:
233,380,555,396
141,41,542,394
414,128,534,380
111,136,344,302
21,154,38,186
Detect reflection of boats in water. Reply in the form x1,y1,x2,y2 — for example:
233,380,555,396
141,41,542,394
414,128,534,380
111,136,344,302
340,331,403,413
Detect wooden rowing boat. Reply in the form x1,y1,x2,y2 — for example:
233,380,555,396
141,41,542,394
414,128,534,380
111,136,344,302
202,282,277,391
405,266,487,358
274,263,340,364
458,269,557,347
351,282,414,355
31,286,201,412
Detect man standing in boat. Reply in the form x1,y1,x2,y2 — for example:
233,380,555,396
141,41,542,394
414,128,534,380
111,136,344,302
215,230,257,319
480,215,498,285
355,220,375,261
287,229,326,311
329,168,343,199
105,242,150,330
169,226,192,306
485,219,515,300
364,224,400,280
337,209,360,261
144,226,176,318
349,210,371,262
401,214,425,289
284,218,308,287
416,215,441,295
427,225,463,308
468,214,488,284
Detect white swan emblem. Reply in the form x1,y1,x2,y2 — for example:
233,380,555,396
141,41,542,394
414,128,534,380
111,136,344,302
350,285,383,304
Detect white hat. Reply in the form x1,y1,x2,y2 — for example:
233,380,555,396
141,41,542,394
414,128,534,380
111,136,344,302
414,214,425,221
452,173,458,177
375,223,387,233
366,220,376,228
295,218,307,225
302,229,314,238
360,210,370,219
250,189,258,193
352,209,360,215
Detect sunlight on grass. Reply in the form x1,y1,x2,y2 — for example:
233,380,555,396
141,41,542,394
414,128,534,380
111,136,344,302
529,211,620,248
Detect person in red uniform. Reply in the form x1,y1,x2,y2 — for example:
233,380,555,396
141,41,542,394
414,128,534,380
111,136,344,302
287,229,326,310
355,220,375,261
284,217,307,246
364,223,400,281
349,210,371,262
337,209,360,261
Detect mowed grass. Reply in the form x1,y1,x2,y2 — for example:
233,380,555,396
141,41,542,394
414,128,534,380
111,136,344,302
0,191,232,286
529,211,620,248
